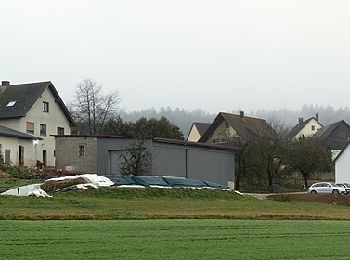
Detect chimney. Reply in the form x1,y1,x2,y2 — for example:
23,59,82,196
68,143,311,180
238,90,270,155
1,81,10,86
299,117,304,124
315,113,319,122
239,111,244,117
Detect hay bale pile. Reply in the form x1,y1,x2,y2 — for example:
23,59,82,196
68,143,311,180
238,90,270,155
41,177,88,192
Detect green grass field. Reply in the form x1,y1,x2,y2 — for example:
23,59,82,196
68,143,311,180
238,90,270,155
1,185,350,259
1,219,349,259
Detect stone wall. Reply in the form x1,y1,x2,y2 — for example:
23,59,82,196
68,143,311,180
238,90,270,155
55,137,97,173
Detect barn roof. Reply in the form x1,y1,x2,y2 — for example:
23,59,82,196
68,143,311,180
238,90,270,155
315,120,346,139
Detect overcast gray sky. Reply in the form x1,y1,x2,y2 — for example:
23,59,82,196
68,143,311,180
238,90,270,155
1,0,349,113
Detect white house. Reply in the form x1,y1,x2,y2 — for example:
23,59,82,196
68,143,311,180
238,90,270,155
288,115,323,139
187,122,211,142
0,81,74,167
335,142,350,183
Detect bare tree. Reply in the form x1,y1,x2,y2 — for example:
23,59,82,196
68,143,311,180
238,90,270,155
287,136,332,189
232,139,251,190
70,79,121,134
119,140,152,176
225,117,289,192
247,117,290,192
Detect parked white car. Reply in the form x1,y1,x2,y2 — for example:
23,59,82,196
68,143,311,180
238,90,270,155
335,183,350,194
308,182,347,194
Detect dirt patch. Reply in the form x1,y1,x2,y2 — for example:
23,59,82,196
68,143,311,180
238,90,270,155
268,193,350,206
246,192,306,200
0,171,9,178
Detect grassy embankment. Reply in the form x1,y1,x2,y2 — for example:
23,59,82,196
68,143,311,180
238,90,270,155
1,219,349,259
1,166,349,220
1,188,350,220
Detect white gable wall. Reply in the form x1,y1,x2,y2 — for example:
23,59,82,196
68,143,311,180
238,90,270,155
335,145,350,183
295,118,322,139
17,87,71,166
207,121,238,144
187,125,201,142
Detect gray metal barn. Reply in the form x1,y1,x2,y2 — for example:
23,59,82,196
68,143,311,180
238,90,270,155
55,136,236,187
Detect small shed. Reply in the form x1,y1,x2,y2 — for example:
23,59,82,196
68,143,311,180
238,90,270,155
55,136,237,187
335,142,350,183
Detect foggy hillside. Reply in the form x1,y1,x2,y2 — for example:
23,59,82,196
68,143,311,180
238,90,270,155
120,108,216,137
121,105,350,137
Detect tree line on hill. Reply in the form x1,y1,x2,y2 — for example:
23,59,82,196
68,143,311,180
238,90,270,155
103,116,184,140
121,105,350,137
68,79,350,138
68,79,184,139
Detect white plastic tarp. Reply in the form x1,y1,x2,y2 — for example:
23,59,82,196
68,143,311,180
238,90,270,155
45,174,114,187
1,174,113,197
1,184,51,197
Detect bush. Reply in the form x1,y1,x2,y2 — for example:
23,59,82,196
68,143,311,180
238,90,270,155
0,166,40,179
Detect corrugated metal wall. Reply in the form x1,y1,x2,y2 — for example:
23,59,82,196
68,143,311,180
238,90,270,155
96,138,235,186
152,143,235,186
187,148,234,185
152,145,187,177
97,138,153,175
109,150,125,175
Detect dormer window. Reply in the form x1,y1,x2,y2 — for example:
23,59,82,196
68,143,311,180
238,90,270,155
6,101,16,107
43,101,49,112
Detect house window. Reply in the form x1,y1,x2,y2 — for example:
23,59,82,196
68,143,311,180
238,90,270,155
40,124,47,136
79,145,85,157
26,122,35,134
57,127,65,135
6,101,16,107
43,101,49,112
225,122,230,129
311,125,315,131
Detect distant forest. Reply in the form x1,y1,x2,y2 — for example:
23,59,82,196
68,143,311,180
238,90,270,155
120,105,350,137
